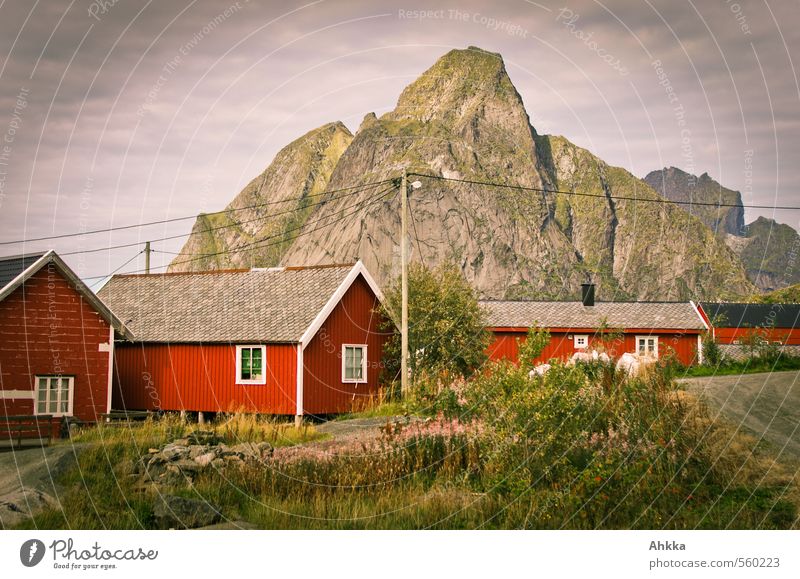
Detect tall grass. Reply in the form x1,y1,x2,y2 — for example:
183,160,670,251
67,412,325,447
18,363,800,530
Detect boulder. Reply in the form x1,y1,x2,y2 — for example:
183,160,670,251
0,488,57,528
528,363,551,378
615,352,657,377
153,495,222,529
194,451,218,467
187,430,219,445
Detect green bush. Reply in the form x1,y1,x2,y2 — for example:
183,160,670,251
379,261,491,381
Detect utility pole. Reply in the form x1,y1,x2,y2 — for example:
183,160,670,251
400,169,409,397
144,241,151,274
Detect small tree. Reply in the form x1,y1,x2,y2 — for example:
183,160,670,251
380,261,491,382
517,326,551,371
701,331,723,366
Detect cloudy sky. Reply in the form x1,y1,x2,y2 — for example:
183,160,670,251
0,0,797,281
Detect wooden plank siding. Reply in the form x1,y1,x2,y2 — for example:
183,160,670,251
712,327,800,345
302,275,391,415
113,343,297,414
487,328,701,367
0,263,111,431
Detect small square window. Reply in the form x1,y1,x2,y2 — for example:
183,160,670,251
574,334,589,349
35,376,73,417
342,345,367,383
636,336,659,358
236,345,266,385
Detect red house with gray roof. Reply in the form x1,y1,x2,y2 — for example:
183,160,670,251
482,288,706,367
98,261,391,421
0,251,132,435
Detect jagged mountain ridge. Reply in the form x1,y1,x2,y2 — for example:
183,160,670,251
644,167,800,292
169,121,353,271
643,167,744,237
171,46,754,301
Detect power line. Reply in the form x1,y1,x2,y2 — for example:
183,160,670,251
55,181,389,257
0,178,393,246
168,184,397,269
85,249,144,287
92,184,397,278
408,172,800,211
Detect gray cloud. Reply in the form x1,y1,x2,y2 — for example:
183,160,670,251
0,0,798,280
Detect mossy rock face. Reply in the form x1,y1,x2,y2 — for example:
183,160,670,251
168,121,353,272
737,217,800,292
173,47,756,301
644,167,745,237
644,168,800,294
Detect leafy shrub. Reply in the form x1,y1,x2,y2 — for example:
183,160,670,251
379,261,491,382
701,332,724,366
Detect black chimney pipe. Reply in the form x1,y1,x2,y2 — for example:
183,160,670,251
581,283,595,307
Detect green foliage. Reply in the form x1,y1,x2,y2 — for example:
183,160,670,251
752,282,800,304
701,332,724,366
517,326,551,370
380,261,491,382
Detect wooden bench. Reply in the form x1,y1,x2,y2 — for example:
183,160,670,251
98,410,154,426
0,415,54,448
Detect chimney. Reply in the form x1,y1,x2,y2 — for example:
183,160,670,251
581,283,595,307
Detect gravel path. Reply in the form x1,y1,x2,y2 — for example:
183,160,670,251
315,416,411,439
679,370,800,461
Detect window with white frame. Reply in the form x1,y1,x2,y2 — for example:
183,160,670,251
236,345,266,385
636,336,658,358
342,344,367,383
574,334,589,349
35,376,73,416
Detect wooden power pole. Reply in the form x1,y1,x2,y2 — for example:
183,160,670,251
144,241,151,274
400,169,409,397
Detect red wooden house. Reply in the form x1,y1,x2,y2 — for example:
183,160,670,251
482,288,706,366
98,261,391,422
698,302,800,345
0,250,132,435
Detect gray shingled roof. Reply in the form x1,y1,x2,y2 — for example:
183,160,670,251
700,302,800,329
480,301,705,331
0,252,46,290
98,265,354,343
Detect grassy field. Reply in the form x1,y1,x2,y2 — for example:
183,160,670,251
682,356,800,378
15,362,800,530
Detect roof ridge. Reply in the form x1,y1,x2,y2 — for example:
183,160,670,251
479,299,693,305
114,268,252,278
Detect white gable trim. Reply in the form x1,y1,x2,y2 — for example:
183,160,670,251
106,325,114,414
295,344,304,416
298,261,384,350
0,250,134,340
0,251,50,301
689,300,710,331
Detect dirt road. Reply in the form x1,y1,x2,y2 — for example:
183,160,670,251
680,371,800,461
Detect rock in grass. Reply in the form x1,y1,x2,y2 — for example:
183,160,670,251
153,495,221,529
187,430,218,445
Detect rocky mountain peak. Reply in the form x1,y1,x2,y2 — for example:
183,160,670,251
172,48,756,300
389,46,530,130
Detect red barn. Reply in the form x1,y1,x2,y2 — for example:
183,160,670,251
482,296,706,367
698,302,800,345
98,262,391,423
0,251,132,435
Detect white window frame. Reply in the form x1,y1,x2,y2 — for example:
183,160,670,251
636,335,659,358
34,375,74,417
342,344,368,384
574,334,589,349
235,345,267,385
